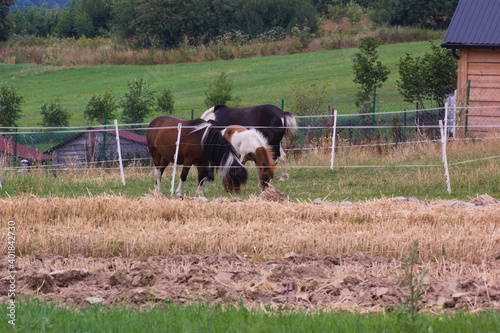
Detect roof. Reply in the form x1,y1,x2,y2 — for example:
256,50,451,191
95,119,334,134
442,0,500,49
45,128,147,153
0,136,51,160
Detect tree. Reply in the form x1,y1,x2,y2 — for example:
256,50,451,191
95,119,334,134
84,90,118,124
0,0,14,41
120,79,155,124
352,36,390,109
0,84,23,129
156,88,175,115
204,72,240,107
290,81,329,116
397,42,457,109
40,100,70,127
369,0,459,29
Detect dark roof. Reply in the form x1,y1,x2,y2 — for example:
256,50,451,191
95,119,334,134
442,0,500,49
45,128,146,153
0,136,51,160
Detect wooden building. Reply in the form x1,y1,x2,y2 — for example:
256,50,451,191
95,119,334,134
441,0,500,136
45,129,149,168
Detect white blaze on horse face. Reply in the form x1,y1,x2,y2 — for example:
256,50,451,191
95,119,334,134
200,106,216,121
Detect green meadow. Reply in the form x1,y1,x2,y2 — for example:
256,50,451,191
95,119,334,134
0,40,440,127
1,299,499,333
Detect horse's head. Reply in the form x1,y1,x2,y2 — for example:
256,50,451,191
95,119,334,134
255,147,276,189
223,167,248,194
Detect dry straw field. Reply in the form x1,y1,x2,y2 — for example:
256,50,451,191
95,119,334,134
1,194,499,271
1,194,500,311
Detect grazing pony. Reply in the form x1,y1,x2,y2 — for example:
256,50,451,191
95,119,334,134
222,125,276,189
146,116,248,196
201,104,297,180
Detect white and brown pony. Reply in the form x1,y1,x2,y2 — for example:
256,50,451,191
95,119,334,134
222,125,276,189
201,104,296,180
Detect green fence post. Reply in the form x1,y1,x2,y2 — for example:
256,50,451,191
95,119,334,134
281,99,284,111
13,128,18,164
465,80,470,136
371,90,376,136
100,116,107,163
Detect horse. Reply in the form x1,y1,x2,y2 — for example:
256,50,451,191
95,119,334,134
222,125,276,189
146,116,248,196
200,104,297,180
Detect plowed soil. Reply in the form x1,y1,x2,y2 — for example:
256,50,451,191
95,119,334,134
2,252,499,313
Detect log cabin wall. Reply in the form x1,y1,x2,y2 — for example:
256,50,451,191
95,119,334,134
457,48,500,136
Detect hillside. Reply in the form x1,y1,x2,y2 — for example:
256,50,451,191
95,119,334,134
0,40,441,127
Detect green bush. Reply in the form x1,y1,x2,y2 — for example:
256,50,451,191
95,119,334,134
40,99,70,127
84,89,119,124
0,84,23,129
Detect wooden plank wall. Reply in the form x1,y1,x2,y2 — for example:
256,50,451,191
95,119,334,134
458,49,500,136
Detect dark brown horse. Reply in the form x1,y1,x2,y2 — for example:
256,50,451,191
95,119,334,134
222,125,276,189
146,116,248,196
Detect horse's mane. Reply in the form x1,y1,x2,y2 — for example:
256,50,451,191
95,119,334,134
248,128,270,148
200,125,248,185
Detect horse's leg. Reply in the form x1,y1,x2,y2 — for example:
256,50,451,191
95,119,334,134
150,152,167,193
196,166,210,196
278,145,289,181
154,167,166,193
176,166,190,196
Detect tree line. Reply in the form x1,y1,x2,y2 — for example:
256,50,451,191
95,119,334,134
2,0,459,46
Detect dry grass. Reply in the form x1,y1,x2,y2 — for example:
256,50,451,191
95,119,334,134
1,195,498,272
1,21,444,66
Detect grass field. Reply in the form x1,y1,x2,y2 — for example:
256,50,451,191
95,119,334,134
1,137,499,201
0,40,441,127
1,299,499,333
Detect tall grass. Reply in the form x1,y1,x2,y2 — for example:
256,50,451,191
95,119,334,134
1,299,499,333
1,20,444,66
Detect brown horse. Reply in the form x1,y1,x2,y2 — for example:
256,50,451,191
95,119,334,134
146,116,248,196
222,125,276,189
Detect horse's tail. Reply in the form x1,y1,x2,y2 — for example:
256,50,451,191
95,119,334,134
200,125,248,186
283,112,298,139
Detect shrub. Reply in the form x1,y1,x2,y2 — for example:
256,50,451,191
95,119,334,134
0,84,23,129
40,99,70,127
204,72,240,108
120,79,155,124
84,89,118,124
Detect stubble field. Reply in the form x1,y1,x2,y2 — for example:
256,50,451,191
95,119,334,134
1,192,499,313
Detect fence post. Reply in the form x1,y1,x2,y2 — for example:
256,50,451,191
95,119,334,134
114,120,126,186
330,110,338,170
13,128,18,164
439,105,451,194
170,123,182,196
465,80,470,136
100,115,107,163
281,99,285,111
371,90,376,136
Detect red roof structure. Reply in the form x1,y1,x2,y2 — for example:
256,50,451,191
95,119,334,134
0,136,51,160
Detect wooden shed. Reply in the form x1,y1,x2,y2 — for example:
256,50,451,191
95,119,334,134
45,128,149,168
441,0,500,137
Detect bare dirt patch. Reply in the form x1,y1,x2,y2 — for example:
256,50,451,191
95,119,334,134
2,252,499,313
